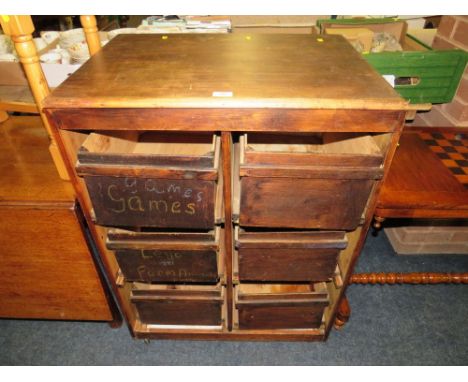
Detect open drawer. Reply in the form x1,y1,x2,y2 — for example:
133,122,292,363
76,131,222,229
234,133,386,230
234,227,347,282
235,283,329,330
107,227,223,284
131,283,224,328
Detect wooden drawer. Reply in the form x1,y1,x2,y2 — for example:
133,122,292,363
235,283,329,330
107,227,222,283
234,228,347,282
76,131,221,229
131,283,224,327
235,133,386,230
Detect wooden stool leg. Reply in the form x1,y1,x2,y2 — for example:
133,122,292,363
334,294,351,330
0,110,9,123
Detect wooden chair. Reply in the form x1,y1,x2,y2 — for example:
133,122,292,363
0,15,120,324
0,15,102,179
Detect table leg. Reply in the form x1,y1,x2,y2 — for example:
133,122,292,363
373,215,386,230
334,294,351,330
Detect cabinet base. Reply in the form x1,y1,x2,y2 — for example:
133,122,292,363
133,321,326,341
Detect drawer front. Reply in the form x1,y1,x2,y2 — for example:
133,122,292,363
107,228,221,283
236,231,347,282
239,177,373,229
115,249,218,283
237,304,326,330
85,176,216,229
238,248,340,282
235,283,329,330
131,284,223,327
134,299,222,326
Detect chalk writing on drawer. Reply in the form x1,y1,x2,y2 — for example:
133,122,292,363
115,249,218,283
85,177,215,228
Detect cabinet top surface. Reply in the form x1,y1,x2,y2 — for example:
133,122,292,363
44,34,406,110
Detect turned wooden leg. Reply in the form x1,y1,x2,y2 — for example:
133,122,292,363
373,215,386,230
0,110,9,123
334,294,351,330
350,272,468,285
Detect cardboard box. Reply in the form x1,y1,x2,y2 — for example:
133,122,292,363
231,16,324,34
318,18,408,45
0,36,82,88
0,59,81,88
325,27,374,52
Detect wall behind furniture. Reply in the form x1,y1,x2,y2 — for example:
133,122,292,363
413,15,468,127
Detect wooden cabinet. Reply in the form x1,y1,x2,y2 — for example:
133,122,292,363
44,33,406,341
0,116,114,321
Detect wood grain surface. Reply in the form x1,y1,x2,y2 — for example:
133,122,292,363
0,206,113,320
375,129,468,218
43,32,407,339
0,116,74,204
0,116,112,321
44,34,405,110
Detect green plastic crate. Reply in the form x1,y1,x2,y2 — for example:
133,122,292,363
317,18,468,104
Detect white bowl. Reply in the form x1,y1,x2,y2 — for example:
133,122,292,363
33,37,48,52
60,28,85,48
40,31,60,45
47,48,72,65
68,41,90,59
40,52,62,64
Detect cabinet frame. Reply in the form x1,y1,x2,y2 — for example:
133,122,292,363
45,107,405,341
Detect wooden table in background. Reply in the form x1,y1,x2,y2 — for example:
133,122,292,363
375,126,468,222
350,126,468,289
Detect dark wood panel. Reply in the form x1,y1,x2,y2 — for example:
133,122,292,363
238,248,340,282
237,304,327,330
236,230,346,282
239,177,374,229
115,249,219,283
131,285,223,326
47,108,403,133
133,299,222,326
84,176,216,229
